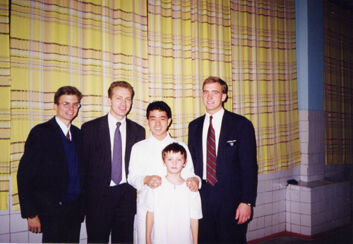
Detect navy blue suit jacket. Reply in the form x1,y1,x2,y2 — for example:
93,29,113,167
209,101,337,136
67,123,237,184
17,117,84,219
188,110,258,207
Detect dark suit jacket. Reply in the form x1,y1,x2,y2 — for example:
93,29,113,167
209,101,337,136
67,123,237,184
188,110,258,207
17,117,84,219
81,115,145,213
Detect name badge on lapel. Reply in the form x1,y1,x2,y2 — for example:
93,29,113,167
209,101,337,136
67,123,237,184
226,139,236,147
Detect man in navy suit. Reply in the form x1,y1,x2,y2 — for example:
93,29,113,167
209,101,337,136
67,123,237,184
82,81,145,243
17,86,84,243
188,76,258,243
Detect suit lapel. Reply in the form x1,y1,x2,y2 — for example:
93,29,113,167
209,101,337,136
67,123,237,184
194,115,205,177
48,117,68,171
218,110,231,162
100,115,111,157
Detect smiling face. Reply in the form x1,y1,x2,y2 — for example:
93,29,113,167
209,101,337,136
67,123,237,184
147,110,171,140
163,151,186,175
54,94,80,126
202,82,227,115
108,87,132,120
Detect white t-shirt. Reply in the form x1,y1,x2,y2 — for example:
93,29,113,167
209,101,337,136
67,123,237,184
145,177,202,244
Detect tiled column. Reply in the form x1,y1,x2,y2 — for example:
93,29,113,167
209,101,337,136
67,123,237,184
299,110,325,182
286,0,352,237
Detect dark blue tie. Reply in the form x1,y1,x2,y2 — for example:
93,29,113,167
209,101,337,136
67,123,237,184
111,122,122,184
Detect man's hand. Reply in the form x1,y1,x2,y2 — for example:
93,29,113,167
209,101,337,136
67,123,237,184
144,175,162,189
186,177,199,192
27,215,41,233
235,203,251,224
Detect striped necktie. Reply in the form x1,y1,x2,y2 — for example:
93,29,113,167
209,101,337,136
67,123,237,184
206,116,217,185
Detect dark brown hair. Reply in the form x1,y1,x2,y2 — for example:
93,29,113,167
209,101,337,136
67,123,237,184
162,142,187,161
54,86,82,104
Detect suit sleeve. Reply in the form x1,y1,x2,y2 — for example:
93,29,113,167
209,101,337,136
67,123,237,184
17,127,42,218
238,119,258,206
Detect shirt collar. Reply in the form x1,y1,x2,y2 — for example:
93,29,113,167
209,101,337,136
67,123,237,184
205,108,224,121
108,112,126,127
55,116,71,135
150,132,171,142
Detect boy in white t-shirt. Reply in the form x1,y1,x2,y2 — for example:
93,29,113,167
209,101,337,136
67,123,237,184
146,143,202,244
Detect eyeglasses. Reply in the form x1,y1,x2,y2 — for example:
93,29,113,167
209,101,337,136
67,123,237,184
58,102,81,109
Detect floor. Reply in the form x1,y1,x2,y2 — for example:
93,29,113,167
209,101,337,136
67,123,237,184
254,224,353,244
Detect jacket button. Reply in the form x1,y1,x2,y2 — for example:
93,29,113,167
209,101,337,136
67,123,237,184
58,201,62,206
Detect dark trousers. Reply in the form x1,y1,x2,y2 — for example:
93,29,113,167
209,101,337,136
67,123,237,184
86,183,136,244
199,181,248,244
40,200,82,243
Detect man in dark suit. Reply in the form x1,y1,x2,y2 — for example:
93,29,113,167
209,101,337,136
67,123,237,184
188,76,258,243
17,86,84,243
82,81,145,243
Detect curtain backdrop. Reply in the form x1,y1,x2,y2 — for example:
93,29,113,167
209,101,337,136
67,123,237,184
0,0,300,210
323,0,353,165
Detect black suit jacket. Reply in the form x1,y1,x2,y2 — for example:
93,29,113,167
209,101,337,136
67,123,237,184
188,110,258,206
17,117,84,218
81,115,145,213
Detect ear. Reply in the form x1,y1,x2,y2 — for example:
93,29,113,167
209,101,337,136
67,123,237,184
53,103,58,112
108,97,112,106
221,93,227,102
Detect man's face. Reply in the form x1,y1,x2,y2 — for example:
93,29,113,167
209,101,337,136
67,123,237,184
147,110,171,141
108,87,132,120
202,82,227,114
54,94,80,126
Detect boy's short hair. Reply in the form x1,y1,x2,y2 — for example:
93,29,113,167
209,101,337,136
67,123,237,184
54,86,82,104
146,101,172,119
108,81,134,99
162,142,187,161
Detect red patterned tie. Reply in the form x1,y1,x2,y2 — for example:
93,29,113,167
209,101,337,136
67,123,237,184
207,116,217,185
66,131,71,141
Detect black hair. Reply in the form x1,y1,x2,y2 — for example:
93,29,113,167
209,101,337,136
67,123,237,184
146,101,172,119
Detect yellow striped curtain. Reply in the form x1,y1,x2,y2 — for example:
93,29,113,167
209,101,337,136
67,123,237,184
0,0,300,210
231,0,299,172
324,0,353,165
9,0,148,210
147,0,233,140
0,0,11,210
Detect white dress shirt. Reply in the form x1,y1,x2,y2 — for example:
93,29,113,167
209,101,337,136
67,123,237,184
108,112,127,186
202,108,224,179
55,116,71,140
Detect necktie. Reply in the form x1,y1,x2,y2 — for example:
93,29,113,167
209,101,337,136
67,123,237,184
206,116,217,185
111,122,122,184
66,131,71,141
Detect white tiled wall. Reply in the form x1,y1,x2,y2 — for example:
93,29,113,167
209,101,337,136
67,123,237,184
247,168,296,240
286,181,351,236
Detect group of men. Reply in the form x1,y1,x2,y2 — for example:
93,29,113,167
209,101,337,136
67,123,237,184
17,77,258,244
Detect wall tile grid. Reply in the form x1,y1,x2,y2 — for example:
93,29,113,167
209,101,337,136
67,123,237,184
247,169,295,241
286,181,351,236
